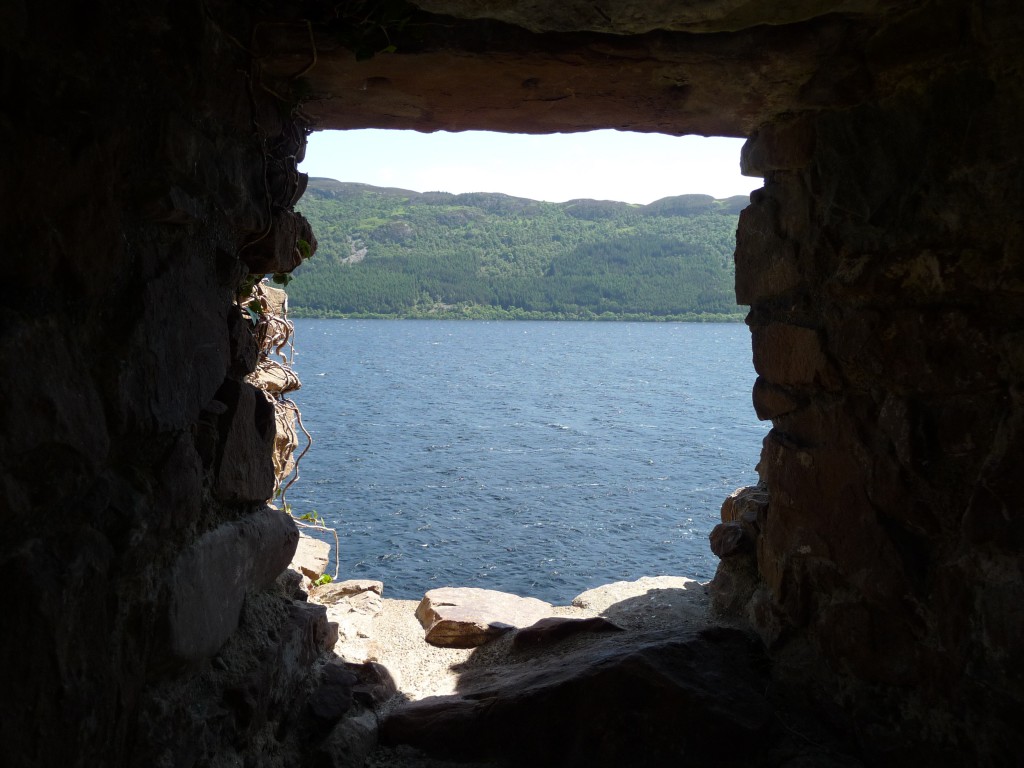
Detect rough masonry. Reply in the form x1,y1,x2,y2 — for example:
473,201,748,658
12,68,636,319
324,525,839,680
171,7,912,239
2,0,1021,765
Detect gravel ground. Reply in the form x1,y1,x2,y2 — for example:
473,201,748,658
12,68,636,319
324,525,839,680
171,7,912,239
325,576,713,767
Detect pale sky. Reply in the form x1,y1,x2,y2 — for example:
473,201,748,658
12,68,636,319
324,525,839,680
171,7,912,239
300,129,761,205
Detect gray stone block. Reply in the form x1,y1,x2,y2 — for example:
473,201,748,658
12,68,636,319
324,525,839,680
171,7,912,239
167,508,298,661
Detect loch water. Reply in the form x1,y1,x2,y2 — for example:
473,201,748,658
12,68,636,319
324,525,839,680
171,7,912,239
287,319,768,604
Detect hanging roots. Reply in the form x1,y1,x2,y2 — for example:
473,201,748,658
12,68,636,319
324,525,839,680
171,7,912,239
245,281,297,365
240,279,339,579
243,280,305,498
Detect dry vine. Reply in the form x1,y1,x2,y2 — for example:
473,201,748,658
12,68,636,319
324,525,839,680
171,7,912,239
241,279,340,579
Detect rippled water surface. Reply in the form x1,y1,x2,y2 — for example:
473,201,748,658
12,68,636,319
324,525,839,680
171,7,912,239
287,319,767,603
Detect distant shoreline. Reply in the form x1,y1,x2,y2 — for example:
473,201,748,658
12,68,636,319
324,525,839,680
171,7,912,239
288,307,746,323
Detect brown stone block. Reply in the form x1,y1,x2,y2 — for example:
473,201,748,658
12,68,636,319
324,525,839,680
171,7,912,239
740,116,817,175
415,587,553,648
211,379,277,504
227,305,260,378
815,600,923,687
757,424,920,619
752,323,836,389
709,553,760,618
710,521,750,558
154,432,205,531
720,483,770,524
830,290,1003,391
249,358,302,395
240,210,317,275
770,398,853,454
755,510,823,601
770,552,837,630
307,660,358,725
114,248,233,433
752,376,803,420
734,195,803,304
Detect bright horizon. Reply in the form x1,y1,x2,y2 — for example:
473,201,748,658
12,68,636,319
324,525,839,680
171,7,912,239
300,129,761,206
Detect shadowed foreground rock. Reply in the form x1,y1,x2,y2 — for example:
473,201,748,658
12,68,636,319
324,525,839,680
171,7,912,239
511,616,624,650
381,626,856,767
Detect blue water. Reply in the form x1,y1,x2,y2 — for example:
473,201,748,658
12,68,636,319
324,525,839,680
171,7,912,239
287,319,767,603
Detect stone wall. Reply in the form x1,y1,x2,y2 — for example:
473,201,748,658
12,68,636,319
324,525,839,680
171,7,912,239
736,53,1024,762
284,3,1024,757
3,0,1023,765
0,2,330,765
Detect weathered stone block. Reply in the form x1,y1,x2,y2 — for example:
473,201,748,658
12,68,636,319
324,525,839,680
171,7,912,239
3,317,110,466
741,116,817,175
710,553,760,618
286,599,337,661
249,358,301,394
571,575,702,612
347,660,398,707
130,256,232,432
734,192,803,304
720,484,770,525
155,432,205,531
167,508,298,661
227,305,260,377
310,579,384,604
751,375,803,420
710,521,750,558
277,567,307,600
308,661,358,724
313,581,384,661
415,587,553,648
290,534,331,580
261,284,289,315
211,379,276,503
320,709,379,768
240,210,316,275
751,323,835,389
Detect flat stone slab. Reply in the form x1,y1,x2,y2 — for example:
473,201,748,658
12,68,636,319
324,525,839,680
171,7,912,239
416,587,553,648
291,534,331,580
572,575,701,612
571,576,709,631
311,579,384,605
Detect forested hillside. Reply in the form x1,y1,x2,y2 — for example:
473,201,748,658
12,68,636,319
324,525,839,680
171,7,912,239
287,178,747,320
